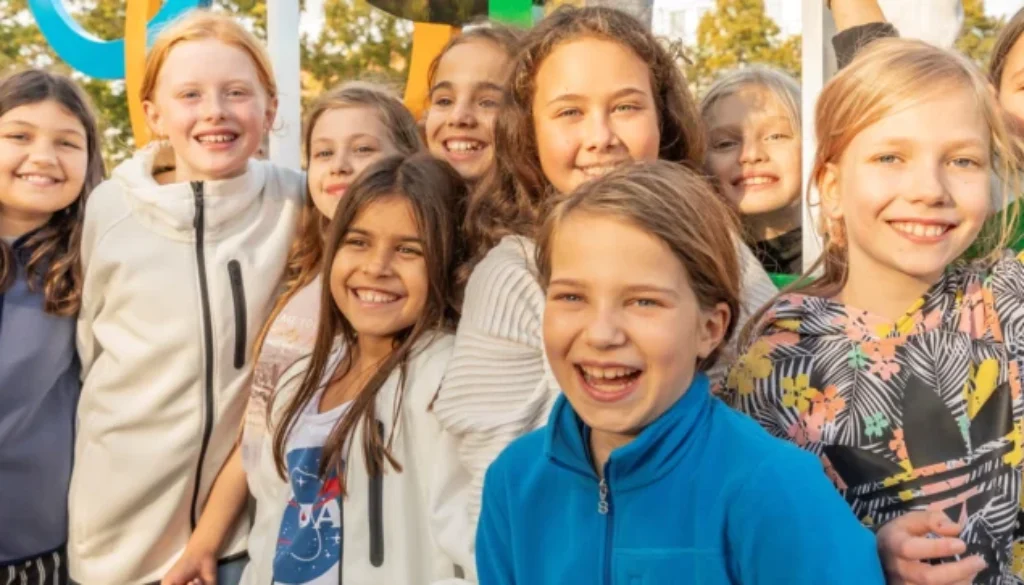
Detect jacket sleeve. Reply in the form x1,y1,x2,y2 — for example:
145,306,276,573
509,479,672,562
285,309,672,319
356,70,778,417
76,183,115,381
475,462,516,585
727,451,885,585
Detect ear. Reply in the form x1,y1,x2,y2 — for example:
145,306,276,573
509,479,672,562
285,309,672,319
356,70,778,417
695,301,731,361
264,96,279,134
142,99,163,139
819,162,844,220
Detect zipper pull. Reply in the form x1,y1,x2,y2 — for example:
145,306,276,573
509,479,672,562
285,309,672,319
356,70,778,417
191,181,204,229
598,478,609,515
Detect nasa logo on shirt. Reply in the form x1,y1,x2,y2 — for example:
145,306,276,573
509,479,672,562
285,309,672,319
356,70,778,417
274,447,343,584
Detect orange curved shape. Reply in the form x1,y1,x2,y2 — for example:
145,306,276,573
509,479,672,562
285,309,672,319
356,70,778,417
125,0,162,148
403,22,458,120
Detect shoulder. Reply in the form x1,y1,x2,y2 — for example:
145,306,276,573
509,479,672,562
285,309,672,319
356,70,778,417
463,236,544,317
258,162,306,202
408,332,456,382
485,427,548,490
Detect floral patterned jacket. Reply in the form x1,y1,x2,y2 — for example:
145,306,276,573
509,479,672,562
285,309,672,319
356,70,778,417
727,251,1024,584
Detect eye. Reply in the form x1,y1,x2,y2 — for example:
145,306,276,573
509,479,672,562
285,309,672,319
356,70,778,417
479,98,500,108
766,133,790,141
950,157,981,169
555,107,582,119
314,150,333,159
227,88,249,98
397,244,423,256
551,292,582,302
712,139,738,150
181,90,201,99
875,153,902,164
60,140,82,149
632,298,662,308
614,103,640,113
433,96,453,107
3,133,29,142
354,145,377,155
343,237,368,248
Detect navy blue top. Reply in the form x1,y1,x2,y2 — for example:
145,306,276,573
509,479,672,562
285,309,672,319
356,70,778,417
0,234,79,563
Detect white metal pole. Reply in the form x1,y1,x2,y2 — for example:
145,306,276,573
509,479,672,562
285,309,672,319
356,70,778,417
801,0,828,271
267,0,302,170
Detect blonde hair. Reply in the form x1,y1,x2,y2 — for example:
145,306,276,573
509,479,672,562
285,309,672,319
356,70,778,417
743,38,1023,344
700,66,802,135
251,82,422,361
140,10,277,102
536,160,740,370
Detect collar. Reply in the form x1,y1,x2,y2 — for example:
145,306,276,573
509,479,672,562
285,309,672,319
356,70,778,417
544,373,713,491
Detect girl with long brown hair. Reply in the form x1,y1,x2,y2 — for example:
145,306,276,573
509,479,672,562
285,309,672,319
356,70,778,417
164,82,421,585
165,154,470,585
431,5,777,541
0,68,104,585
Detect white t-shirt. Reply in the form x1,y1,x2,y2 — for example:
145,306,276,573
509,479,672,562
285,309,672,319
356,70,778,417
272,392,352,585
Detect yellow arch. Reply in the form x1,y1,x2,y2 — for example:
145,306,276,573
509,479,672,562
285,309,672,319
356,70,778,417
125,0,162,148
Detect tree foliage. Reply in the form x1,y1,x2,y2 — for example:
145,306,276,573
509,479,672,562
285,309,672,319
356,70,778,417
955,0,1004,69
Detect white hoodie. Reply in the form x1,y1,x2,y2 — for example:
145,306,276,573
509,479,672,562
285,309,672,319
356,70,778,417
243,333,473,585
71,143,304,585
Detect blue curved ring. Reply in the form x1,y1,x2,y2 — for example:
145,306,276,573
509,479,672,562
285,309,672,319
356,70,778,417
29,0,207,80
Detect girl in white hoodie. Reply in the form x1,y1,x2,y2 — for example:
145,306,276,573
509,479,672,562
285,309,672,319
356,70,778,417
72,11,304,585
165,153,471,585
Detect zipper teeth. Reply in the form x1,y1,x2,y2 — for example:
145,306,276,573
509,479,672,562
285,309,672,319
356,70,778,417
189,181,216,531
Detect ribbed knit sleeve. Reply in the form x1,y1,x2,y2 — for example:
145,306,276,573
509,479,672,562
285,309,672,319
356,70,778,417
432,236,560,525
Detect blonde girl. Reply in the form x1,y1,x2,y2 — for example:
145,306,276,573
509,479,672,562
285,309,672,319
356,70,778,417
728,38,1024,585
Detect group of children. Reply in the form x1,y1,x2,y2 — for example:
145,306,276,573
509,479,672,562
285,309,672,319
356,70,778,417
6,0,1024,584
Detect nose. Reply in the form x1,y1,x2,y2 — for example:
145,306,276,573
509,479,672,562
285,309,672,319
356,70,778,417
362,245,395,277
447,97,477,128
739,136,767,165
907,159,953,206
200,93,227,121
583,304,627,350
27,138,59,166
330,150,354,175
583,111,621,153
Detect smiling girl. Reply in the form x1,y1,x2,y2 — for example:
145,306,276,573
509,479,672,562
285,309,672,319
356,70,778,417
71,12,305,585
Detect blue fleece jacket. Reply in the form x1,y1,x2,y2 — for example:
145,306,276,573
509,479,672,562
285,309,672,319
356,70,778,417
0,233,78,563
476,373,884,585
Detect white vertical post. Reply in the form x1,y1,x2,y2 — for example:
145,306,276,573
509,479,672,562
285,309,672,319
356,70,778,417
800,0,830,271
267,0,302,170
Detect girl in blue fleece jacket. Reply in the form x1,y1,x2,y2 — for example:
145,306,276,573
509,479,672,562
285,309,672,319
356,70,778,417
475,161,885,585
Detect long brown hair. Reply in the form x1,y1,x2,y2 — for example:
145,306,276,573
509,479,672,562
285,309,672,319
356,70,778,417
272,153,466,490
464,5,706,272
742,38,1024,346
251,82,422,360
0,69,105,316
536,160,740,370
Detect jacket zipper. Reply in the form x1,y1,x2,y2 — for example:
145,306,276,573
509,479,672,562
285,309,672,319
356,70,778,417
599,475,613,585
190,181,216,531
227,260,247,370
369,420,386,567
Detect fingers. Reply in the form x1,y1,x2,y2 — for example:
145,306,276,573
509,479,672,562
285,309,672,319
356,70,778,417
885,555,986,585
883,535,967,562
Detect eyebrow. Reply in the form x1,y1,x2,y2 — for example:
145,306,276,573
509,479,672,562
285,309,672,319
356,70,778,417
429,80,504,95
548,278,677,296
0,119,86,139
545,86,649,108
311,133,379,144
347,227,423,243
876,136,985,150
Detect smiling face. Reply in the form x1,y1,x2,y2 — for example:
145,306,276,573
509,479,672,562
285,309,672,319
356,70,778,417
532,38,661,195
823,87,991,293
0,99,88,238
330,196,429,345
543,211,729,439
307,107,401,220
143,39,276,182
705,85,802,221
424,39,511,183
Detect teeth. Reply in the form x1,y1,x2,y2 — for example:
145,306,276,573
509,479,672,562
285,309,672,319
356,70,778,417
18,174,59,185
354,289,399,304
890,221,949,238
445,140,483,152
580,165,620,178
580,365,640,380
197,134,236,144
741,176,776,186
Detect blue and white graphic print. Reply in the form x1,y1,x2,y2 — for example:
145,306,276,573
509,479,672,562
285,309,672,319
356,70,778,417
273,437,345,583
